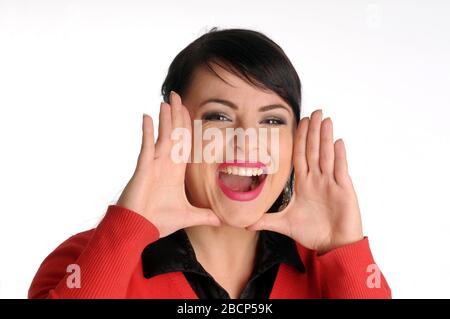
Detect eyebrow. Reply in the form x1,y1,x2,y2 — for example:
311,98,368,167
198,98,292,114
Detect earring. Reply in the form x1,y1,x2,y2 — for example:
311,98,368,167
279,182,291,211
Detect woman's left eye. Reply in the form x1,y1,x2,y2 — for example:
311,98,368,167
261,118,286,125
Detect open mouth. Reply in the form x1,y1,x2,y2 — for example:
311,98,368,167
217,162,268,201
218,167,267,192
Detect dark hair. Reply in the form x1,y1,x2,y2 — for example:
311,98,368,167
161,27,302,212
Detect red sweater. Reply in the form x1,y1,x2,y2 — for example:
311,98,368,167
28,205,391,299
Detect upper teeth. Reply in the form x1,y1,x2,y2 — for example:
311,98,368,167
219,166,264,176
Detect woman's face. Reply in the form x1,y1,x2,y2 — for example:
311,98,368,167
182,63,296,228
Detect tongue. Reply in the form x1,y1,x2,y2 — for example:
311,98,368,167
219,173,254,192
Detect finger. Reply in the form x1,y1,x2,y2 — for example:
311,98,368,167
155,102,172,158
170,91,183,129
171,90,192,133
180,95,194,161
319,117,335,177
170,91,193,163
179,94,193,134
136,113,155,171
184,207,222,228
246,212,289,236
293,117,310,178
306,109,323,174
334,138,350,185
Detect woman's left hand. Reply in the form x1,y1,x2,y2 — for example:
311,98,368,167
247,109,364,255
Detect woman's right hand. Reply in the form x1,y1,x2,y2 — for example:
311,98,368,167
117,91,221,237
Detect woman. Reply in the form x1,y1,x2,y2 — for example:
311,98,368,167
29,28,391,299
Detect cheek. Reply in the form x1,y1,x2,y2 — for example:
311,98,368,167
185,165,194,189
185,164,202,190
185,163,216,194
280,134,294,167
268,133,293,190
185,164,211,207
269,131,293,172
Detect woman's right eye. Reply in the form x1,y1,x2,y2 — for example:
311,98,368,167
202,112,232,122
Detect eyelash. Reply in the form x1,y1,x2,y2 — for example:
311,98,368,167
262,117,286,125
202,112,286,126
202,112,231,122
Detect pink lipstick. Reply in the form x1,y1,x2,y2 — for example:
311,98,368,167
216,161,268,201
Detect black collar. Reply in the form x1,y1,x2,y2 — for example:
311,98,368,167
141,228,305,280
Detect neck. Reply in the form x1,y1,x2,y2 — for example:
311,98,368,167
184,224,260,299
185,224,259,268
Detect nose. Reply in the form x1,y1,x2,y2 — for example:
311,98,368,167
225,122,261,163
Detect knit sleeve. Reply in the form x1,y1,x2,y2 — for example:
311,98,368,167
315,237,392,298
28,205,160,299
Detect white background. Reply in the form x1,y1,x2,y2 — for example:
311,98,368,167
1,0,449,298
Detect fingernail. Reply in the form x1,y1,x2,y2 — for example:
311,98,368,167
315,109,323,119
170,90,176,103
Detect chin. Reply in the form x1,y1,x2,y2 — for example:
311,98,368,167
212,161,274,228
214,203,266,228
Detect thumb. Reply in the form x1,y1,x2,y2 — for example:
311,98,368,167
246,212,289,235
184,207,222,228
